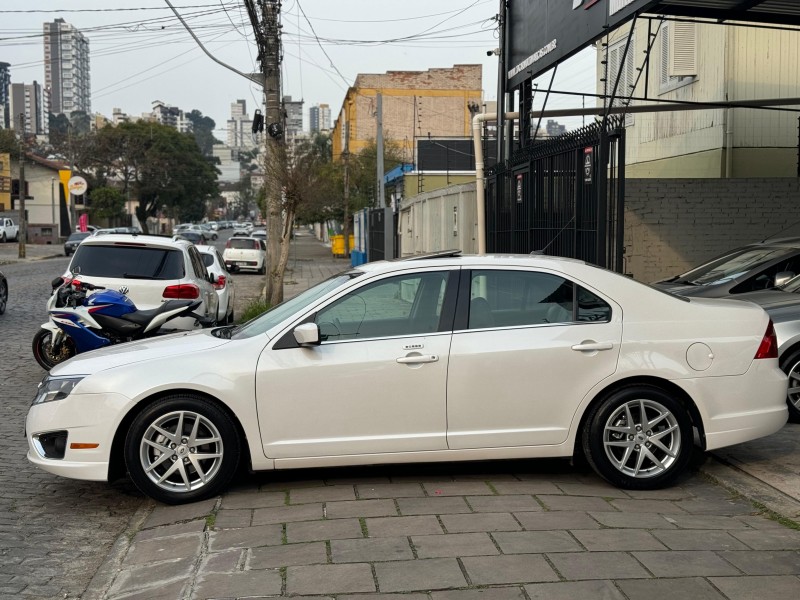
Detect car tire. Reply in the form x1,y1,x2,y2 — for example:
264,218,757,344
1,232,6,243
124,394,241,505
582,385,693,490
32,329,76,370
258,262,266,275
779,349,800,423
0,277,7,315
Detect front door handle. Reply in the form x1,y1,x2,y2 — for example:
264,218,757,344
396,354,439,364
571,341,614,352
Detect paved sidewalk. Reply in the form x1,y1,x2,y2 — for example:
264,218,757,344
0,241,64,265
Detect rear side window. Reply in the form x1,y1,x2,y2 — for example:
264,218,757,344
70,245,185,279
200,252,214,267
228,239,258,250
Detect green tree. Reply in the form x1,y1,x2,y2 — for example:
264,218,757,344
186,109,220,157
88,186,126,221
48,113,71,151
0,129,19,155
69,110,92,136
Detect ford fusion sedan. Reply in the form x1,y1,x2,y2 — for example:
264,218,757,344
26,253,788,504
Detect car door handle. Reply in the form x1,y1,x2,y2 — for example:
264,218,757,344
571,341,614,352
396,354,439,364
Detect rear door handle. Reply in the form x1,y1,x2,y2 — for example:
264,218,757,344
571,341,614,352
396,354,439,364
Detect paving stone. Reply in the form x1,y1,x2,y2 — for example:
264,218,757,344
441,512,521,533
396,497,471,515
411,532,499,558
331,537,414,563
570,528,666,551
208,524,283,551
366,515,444,537
589,511,675,529
290,486,357,504
249,541,328,569
735,515,789,529
555,482,630,498
123,533,203,566
134,520,206,542
730,528,800,550
142,499,216,528
661,514,752,529
709,575,800,600
251,503,323,525
461,554,558,585
286,563,376,595
287,518,364,542
617,577,726,600
719,551,800,575
547,551,651,580
609,499,687,514
525,579,626,599
340,595,428,600
422,482,494,496
374,558,467,592
652,529,751,551
199,548,243,573
219,491,286,510
193,569,282,598
493,530,582,554
538,495,613,512
623,487,695,500
675,498,754,516
260,478,327,491
514,511,601,530
466,495,542,513
213,509,252,529
356,483,426,499
109,558,195,596
491,481,562,495
326,499,398,518
432,588,527,600
633,550,741,577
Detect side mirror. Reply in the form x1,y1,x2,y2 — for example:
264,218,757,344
293,322,320,346
775,271,795,287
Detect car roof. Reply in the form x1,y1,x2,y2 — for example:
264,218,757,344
80,233,192,250
352,253,588,275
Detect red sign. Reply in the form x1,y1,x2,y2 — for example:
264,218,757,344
79,213,89,233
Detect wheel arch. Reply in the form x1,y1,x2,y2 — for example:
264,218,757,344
572,375,706,460
107,388,253,482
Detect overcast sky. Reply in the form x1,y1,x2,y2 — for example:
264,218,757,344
1,0,596,138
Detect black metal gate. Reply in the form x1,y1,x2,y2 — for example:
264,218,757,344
487,118,626,271
367,208,397,262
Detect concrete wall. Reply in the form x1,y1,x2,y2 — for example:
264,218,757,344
624,178,800,283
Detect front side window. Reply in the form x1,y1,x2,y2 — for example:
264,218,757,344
316,271,449,342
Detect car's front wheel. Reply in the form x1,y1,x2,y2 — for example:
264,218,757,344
124,395,241,504
779,350,800,423
582,385,693,489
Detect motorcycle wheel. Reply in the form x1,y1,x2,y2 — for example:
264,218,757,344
32,329,76,370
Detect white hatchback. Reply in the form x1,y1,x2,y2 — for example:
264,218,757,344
196,245,236,324
27,253,788,504
222,237,266,274
62,234,219,330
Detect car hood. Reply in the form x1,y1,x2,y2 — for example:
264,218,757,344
51,329,231,377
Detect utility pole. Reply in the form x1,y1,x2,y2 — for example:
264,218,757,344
343,111,351,258
17,113,26,259
376,92,385,209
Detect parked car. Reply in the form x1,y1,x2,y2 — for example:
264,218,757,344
0,217,19,243
196,245,235,324
223,237,266,274
92,227,141,237
653,237,800,298
251,229,267,242
172,223,199,236
63,234,219,330
26,252,788,504
174,230,209,245
0,270,6,314
206,221,219,231
199,223,218,241
64,231,91,256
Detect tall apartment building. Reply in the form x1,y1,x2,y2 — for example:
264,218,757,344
8,81,49,136
44,18,91,115
150,100,192,133
282,95,304,140
226,99,257,151
309,103,331,134
0,62,10,128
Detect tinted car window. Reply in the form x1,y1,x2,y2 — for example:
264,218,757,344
730,255,800,293
67,232,91,242
200,253,215,268
228,239,258,250
676,247,797,286
70,245,185,279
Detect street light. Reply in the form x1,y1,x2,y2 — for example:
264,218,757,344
51,177,56,227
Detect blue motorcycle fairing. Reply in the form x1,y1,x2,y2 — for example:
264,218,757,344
85,289,136,317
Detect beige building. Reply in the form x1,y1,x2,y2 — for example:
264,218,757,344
598,19,800,177
332,65,483,162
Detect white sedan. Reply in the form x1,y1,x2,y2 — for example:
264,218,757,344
196,245,235,324
26,253,788,504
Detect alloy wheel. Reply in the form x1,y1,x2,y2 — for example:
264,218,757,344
787,360,800,412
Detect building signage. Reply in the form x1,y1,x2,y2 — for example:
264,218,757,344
68,175,88,196
508,40,558,80
583,147,594,184
516,174,524,203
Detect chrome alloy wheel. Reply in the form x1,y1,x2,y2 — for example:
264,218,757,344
602,399,681,478
139,410,224,493
787,359,800,412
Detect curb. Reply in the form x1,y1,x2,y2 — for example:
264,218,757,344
0,253,64,266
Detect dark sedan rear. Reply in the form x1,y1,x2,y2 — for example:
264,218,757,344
64,232,91,256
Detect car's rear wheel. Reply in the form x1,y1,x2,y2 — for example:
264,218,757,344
1,232,6,243
582,385,693,489
124,395,241,504
32,329,76,370
0,277,7,314
779,349,800,423
258,262,266,275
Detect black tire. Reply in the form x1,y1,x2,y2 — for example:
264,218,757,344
0,278,7,315
582,385,693,490
1,232,6,243
780,350,800,423
258,263,266,276
124,395,241,504
32,329,76,370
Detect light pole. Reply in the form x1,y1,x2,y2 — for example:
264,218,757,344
51,177,56,227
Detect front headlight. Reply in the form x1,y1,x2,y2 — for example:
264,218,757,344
32,376,85,405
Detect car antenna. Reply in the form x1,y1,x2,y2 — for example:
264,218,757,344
761,218,800,243
534,216,575,255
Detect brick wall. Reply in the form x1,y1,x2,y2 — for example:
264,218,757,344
355,64,481,91
624,178,800,283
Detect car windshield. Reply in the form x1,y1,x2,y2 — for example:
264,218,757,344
228,238,258,249
232,273,358,339
70,244,185,279
673,247,796,286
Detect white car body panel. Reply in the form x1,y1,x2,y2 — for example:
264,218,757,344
25,254,788,487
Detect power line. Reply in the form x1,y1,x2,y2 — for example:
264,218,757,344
296,0,350,87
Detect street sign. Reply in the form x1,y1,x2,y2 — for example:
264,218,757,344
68,176,88,196
583,147,593,184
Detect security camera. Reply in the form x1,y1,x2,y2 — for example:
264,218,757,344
487,48,500,56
